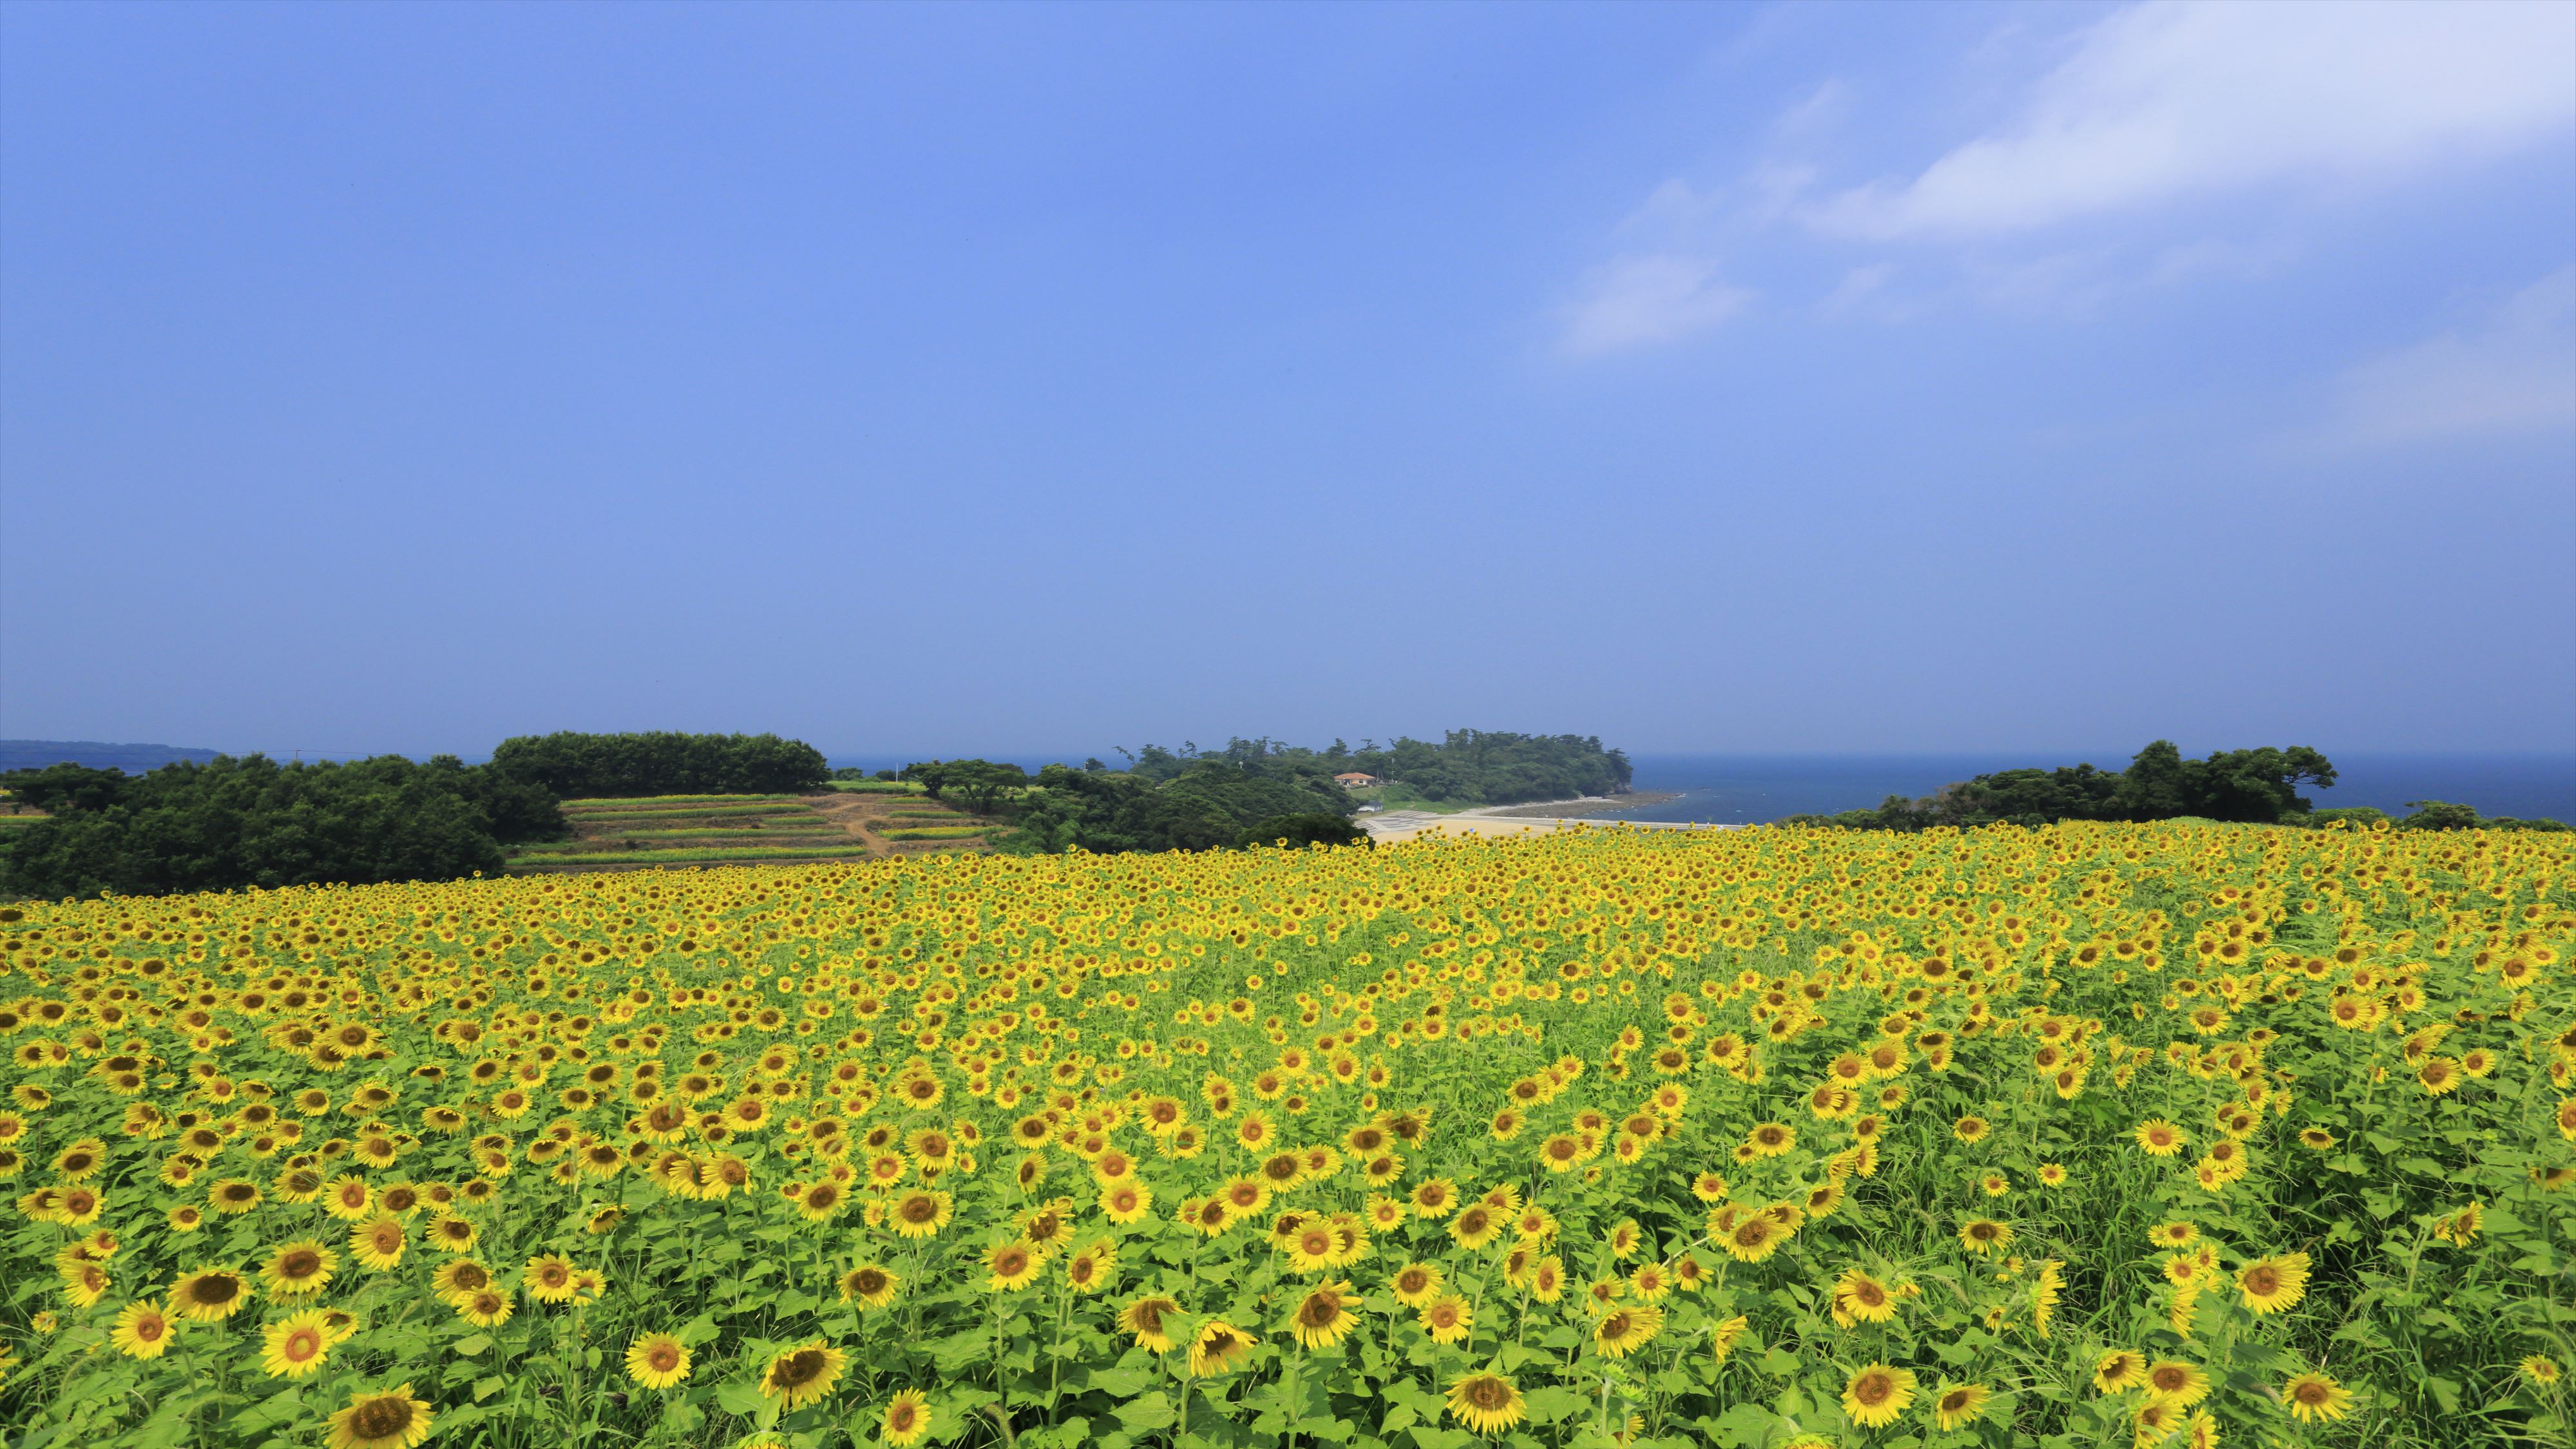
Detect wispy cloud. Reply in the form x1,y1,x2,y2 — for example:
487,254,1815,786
2319,266,2576,444
1559,254,1752,356
1814,0,2576,240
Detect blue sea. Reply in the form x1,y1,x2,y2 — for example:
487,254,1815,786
1600,753,2576,826
820,750,2576,827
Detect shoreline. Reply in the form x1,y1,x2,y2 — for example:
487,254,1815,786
1474,790,1683,819
1360,791,1739,844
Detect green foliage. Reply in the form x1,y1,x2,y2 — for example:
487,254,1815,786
2392,800,2570,832
992,762,1358,857
489,732,828,799
1239,813,1372,850
1125,731,1631,808
1785,741,2342,830
902,760,1030,815
0,753,567,899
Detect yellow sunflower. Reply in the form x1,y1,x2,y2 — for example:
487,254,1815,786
1189,1318,1257,1376
1390,1262,1444,1309
1841,1362,1917,1429
2134,1120,2188,1157
110,1298,175,1359
1421,1295,1475,1345
2237,1252,2309,1314
625,1332,691,1390
326,1383,433,1449
1931,1381,1991,1430
453,1288,515,1328
1593,1305,1662,1358
759,1340,848,1411
1119,1294,1180,1353
839,1263,900,1309
1289,1280,1358,1349
171,1268,252,1322
261,1241,336,1298
1445,1372,1528,1435
880,1389,933,1447
889,1191,952,1238
983,1238,1045,1293
261,1309,334,1379
2281,1371,2353,1423
350,1215,407,1273
2143,1359,2211,1406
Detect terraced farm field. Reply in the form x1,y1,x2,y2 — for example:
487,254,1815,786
505,792,1003,875
1,820,2569,1449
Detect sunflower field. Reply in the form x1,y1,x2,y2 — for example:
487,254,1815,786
1,819,2570,1449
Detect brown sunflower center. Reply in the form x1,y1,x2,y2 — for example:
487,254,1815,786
350,1399,415,1438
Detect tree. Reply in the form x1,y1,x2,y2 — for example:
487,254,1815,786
489,732,828,797
1240,814,1370,849
0,753,566,900
1786,741,2342,831
946,761,1029,815
2400,800,2490,831
1,763,133,814
2185,746,2336,822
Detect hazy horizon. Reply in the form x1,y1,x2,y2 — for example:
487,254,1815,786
6,3,2571,755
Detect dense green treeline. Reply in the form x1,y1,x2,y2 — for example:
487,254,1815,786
0,755,567,899
0,731,842,899
909,730,1626,857
2308,799,2571,832
488,731,828,798
1783,741,2568,832
1124,730,1632,806
1782,741,2335,829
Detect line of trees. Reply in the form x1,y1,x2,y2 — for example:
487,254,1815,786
904,731,1625,858
2310,800,2569,833
1783,742,2342,830
488,732,828,799
2,730,840,898
981,763,1366,855
1122,732,1631,807
0,755,567,898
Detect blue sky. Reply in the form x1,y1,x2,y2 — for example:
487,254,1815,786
4,1,2571,760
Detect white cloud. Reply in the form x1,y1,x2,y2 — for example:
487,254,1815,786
2148,237,2299,287
1821,262,1895,317
1772,79,1852,143
1560,254,1752,355
1816,0,2576,239
2323,267,2576,443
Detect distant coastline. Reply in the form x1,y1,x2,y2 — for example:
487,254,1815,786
0,739,220,773
1602,752,2576,827
1480,790,1683,819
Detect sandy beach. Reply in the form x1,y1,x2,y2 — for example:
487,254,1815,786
1358,793,1742,844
